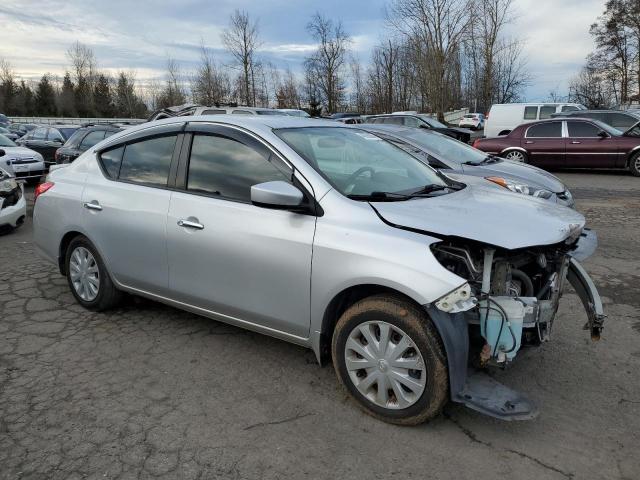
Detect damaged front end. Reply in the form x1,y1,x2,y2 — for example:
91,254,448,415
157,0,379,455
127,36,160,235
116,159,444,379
428,228,605,420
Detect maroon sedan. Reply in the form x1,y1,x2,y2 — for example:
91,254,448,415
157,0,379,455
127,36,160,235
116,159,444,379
473,118,640,176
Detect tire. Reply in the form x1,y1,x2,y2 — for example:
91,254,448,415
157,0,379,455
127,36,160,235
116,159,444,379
65,236,122,311
331,294,448,425
629,152,640,177
502,149,528,163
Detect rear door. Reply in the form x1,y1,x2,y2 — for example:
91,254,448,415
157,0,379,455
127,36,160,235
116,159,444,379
44,128,66,163
565,120,619,168
24,127,50,162
166,124,316,337
82,127,183,295
522,121,565,168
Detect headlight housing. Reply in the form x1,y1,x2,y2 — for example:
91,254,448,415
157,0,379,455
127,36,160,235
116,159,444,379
486,176,553,200
0,177,18,193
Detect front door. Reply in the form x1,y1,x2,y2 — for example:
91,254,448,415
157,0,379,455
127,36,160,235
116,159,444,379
565,120,620,168
522,121,565,168
166,125,317,338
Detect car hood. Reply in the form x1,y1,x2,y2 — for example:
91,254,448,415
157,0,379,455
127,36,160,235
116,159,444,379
371,181,585,250
464,159,565,193
0,146,42,159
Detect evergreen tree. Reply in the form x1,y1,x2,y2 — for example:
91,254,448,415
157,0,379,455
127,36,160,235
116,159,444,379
93,74,113,117
75,76,94,117
58,73,76,117
35,74,57,115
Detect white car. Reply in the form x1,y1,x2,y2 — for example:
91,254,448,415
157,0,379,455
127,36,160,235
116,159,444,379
0,134,46,184
484,103,586,138
458,113,485,130
0,166,27,234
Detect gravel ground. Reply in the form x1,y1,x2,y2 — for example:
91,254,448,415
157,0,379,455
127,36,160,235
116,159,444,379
0,172,639,480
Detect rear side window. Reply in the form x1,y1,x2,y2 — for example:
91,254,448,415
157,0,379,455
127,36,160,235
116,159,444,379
201,109,227,115
99,146,124,178
380,117,404,126
232,110,252,115
404,117,420,127
567,121,600,137
562,105,579,112
48,129,65,142
79,131,106,150
119,136,177,186
526,122,562,138
523,106,538,120
187,134,289,201
539,106,556,119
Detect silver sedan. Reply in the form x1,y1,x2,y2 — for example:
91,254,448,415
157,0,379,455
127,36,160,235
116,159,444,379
33,116,603,424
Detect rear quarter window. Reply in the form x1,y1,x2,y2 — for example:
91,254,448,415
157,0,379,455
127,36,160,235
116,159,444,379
118,136,177,186
99,146,124,179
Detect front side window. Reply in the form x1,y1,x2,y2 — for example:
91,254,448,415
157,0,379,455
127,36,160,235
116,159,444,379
404,117,420,127
33,128,47,140
232,110,252,115
524,106,538,120
79,131,106,150
275,127,446,197
119,136,177,186
526,122,562,138
567,121,600,138
48,129,65,142
186,134,290,201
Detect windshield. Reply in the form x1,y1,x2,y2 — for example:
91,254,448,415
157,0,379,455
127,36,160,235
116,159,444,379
0,134,16,147
0,127,9,134
398,129,489,165
275,127,447,198
417,115,448,129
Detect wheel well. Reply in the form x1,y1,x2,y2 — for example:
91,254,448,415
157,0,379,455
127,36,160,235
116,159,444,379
58,231,84,275
500,148,526,158
317,284,423,365
627,149,640,166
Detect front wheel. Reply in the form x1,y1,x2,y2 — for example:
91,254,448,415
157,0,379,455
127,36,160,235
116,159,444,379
629,152,640,177
332,294,448,425
65,236,122,311
503,150,527,163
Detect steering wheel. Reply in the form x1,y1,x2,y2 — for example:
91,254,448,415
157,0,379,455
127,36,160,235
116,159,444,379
344,166,376,193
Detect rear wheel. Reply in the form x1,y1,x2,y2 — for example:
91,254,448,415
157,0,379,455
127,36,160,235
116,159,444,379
332,294,448,425
65,236,122,311
503,150,527,163
629,152,640,177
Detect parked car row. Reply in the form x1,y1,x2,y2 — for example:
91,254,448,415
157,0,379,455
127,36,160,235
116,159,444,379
33,114,603,425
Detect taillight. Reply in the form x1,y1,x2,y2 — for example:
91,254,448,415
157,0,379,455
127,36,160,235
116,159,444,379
472,138,481,148
34,181,54,201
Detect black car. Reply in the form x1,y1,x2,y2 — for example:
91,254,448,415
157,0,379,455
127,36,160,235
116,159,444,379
550,109,640,131
366,113,473,143
55,124,123,164
15,124,80,166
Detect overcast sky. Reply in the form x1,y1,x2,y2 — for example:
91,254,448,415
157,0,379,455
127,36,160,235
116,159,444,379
0,0,605,101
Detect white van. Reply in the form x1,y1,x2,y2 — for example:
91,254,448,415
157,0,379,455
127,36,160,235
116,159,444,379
484,103,586,138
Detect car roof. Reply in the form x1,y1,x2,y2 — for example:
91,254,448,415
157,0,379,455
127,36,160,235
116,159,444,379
49,124,81,129
99,115,340,148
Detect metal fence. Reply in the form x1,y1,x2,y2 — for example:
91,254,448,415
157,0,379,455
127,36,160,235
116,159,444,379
8,116,146,125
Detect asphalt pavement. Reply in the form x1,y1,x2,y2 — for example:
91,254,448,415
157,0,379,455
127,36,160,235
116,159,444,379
0,173,639,479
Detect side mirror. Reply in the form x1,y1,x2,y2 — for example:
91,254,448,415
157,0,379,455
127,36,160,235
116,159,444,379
597,130,609,138
251,181,304,210
0,149,5,157
419,124,431,129
52,138,64,144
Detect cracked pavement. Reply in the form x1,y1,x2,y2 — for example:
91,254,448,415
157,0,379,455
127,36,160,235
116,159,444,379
1,173,639,479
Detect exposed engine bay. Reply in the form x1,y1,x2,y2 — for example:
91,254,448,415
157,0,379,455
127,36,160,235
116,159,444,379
431,235,605,366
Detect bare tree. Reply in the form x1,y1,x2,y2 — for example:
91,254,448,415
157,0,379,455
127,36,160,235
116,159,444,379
275,68,301,109
349,55,368,112
222,10,260,106
192,43,231,106
157,57,186,108
389,0,471,118
66,41,97,116
305,12,351,113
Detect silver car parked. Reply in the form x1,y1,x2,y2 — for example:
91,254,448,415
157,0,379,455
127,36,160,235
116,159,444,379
34,116,604,424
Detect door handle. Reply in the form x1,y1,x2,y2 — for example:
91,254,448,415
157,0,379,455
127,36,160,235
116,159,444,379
525,140,534,144
177,219,204,230
83,201,102,211
571,141,581,144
